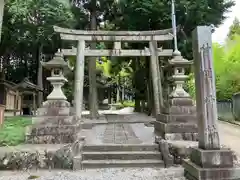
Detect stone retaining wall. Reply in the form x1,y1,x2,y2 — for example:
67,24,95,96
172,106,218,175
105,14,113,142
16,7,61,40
0,141,82,170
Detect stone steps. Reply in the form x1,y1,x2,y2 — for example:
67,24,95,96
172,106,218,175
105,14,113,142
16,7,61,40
81,159,164,168
82,151,161,160
82,144,159,152
75,144,163,169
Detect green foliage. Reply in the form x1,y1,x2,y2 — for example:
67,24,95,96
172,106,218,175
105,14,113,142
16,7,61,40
186,73,195,99
121,101,135,108
0,0,235,105
108,0,234,59
114,101,135,109
187,35,240,100
228,17,240,40
1,0,75,83
0,117,32,146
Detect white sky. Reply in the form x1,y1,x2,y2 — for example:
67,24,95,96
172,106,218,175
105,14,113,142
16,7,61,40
212,0,240,43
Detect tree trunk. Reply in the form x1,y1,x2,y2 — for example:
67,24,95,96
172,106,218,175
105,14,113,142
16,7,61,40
134,57,141,112
37,44,43,107
108,87,111,104
0,0,5,43
116,75,120,102
122,77,125,102
89,1,99,119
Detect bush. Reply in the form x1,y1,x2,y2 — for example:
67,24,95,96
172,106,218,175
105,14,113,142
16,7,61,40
122,101,135,108
0,117,32,146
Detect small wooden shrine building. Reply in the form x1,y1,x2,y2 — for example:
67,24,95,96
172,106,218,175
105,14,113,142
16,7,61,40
0,78,43,116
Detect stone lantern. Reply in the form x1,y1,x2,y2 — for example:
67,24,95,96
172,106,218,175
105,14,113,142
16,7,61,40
42,50,68,101
168,53,192,101
40,50,70,116
26,50,79,144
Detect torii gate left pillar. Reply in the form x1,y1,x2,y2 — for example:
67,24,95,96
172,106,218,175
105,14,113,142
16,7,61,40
74,40,85,120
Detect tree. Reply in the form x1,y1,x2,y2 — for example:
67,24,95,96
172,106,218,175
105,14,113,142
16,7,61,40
0,0,235,114
228,17,240,40
1,0,75,106
105,0,234,113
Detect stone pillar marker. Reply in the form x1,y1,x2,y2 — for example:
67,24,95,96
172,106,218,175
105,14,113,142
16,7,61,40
193,26,220,150
183,26,240,180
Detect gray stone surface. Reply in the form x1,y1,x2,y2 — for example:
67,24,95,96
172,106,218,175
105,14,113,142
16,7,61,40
26,116,80,144
0,167,186,180
0,143,82,170
184,25,238,180
80,144,163,169
190,147,234,168
233,92,240,121
82,113,155,145
103,124,141,144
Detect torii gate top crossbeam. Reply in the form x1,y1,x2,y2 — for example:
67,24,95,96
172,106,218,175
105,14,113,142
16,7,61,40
54,26,174,42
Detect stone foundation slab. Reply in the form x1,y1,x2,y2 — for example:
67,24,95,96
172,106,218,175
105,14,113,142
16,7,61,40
183,159,240,180
169,98,194,106
157,114,196,123
154,121,198,134
190,147,234,168
26,116,80,144
162,106,196,114
37,100,70,116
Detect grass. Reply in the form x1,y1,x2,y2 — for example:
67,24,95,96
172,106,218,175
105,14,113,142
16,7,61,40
0,116,32,146
114,101,135,109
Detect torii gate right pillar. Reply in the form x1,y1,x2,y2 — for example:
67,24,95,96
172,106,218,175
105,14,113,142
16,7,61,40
183,26,240,180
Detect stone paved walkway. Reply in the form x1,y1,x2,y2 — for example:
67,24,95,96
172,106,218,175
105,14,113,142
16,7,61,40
82,112,155,145
103,124,141,144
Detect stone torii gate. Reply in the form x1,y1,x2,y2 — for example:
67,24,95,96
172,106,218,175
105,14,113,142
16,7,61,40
54,26,174,120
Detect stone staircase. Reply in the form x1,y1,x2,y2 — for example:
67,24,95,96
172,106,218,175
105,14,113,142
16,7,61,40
76,144,164,169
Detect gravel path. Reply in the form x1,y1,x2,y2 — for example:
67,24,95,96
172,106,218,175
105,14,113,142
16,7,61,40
219,121,240,159
0,168,186,180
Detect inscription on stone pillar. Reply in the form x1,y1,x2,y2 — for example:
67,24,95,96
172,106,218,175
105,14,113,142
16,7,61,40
192,26,220,150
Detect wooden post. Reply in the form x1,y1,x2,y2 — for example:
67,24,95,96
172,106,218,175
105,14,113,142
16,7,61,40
149,41,162,115
192,26,220,150
74,40,85,120
33,92,36,116
20,93,23,115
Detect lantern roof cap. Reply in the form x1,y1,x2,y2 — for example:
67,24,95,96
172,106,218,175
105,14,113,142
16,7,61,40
41,49,68,70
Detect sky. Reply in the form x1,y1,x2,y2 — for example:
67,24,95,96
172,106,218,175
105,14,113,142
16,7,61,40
212,0,240,43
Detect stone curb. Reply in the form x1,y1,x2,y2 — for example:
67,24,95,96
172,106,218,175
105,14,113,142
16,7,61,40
218,118,240,127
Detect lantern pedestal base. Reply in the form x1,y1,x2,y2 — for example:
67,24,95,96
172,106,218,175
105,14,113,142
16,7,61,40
183,147,240,180
26,100,80,144
154,97,198,141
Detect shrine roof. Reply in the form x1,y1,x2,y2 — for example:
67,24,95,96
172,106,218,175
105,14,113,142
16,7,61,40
0,79,17,90
14,78,43,92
